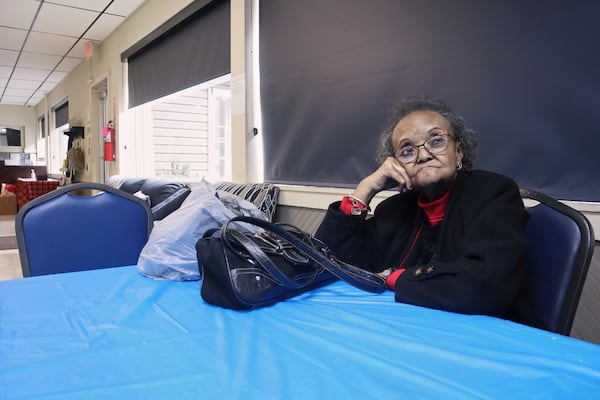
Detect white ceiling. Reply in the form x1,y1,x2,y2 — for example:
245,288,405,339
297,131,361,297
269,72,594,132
0,0,146,107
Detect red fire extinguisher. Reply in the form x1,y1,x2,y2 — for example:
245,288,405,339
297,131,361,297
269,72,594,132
103,121,116,161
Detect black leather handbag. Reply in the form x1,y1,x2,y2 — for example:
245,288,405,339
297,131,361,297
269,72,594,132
196,216,386,310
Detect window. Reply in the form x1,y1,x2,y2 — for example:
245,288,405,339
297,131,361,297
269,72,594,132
0,126,23,147
208,86,231,181
0,125,25,164
123,0,230,108
49,101,70,174
37,114,46,163
120,0,231,182
39,115,46,138
126,75,231,182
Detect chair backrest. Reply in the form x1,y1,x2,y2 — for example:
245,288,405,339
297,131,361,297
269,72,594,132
16,182,153,277
520,188,595,335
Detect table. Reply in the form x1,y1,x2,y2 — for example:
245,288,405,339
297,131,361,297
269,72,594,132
0,165,47,184
15,178,59,208
1,266,600,399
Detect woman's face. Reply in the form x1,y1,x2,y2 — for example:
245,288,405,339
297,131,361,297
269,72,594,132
392,110,463,200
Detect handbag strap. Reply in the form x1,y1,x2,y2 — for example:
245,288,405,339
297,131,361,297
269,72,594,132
224,228,316,289
222,216,386,293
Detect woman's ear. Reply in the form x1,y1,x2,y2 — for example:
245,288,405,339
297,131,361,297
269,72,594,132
456,146,464,169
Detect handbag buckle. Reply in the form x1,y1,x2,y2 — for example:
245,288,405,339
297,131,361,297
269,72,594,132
254,231,283,252
254,231,310,265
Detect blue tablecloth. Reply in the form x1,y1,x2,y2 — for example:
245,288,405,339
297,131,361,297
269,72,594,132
1,266,600,399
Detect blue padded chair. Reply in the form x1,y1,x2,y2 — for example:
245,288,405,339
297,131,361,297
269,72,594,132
16,182,153,277
520,189,595,335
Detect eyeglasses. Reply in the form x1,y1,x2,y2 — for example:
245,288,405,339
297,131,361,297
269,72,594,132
394,133,455,163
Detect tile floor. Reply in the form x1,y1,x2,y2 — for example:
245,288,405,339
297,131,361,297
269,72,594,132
0,215,22,281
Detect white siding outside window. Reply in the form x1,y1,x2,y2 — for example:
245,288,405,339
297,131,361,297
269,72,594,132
125,75,231,182
152,89,210,180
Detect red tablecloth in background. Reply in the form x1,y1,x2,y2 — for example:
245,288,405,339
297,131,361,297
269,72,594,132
16,179,59,208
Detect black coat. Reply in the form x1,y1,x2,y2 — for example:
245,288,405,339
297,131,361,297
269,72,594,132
316,170,539,327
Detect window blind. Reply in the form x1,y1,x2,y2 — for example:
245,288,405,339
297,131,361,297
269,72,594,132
122,0,230,108
259,0,600,201
54,102,68,128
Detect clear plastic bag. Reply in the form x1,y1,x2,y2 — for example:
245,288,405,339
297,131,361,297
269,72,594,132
137,179,266,280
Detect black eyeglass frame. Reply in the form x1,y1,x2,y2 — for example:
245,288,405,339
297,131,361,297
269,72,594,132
394,133,456,163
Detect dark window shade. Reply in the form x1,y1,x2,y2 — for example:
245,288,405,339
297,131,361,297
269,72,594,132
40,116,45,138
54,102,68,128
3,128,21,146
259,0,600,201
123,0,230,108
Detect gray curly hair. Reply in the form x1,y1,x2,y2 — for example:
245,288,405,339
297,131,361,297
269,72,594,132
376,98,478,171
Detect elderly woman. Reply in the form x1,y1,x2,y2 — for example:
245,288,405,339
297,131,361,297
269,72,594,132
316,98,538,327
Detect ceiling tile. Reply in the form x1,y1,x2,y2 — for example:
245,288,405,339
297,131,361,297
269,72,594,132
6,78,41,90
107,0,147,17
56,57,83,73
1,94,30,104
34,2,97,38
23,31,76,56
0,27,28,51
11,67,48,81
66,41,87,59
17,52,62,70
27,95,44,106
0,66,13,79
1,0,147,105
45,0,113,13
0,49,19,67
29,88,48,103
40,81,57,91
83,13,125,42
47,70,68,83
0,0,40,30
3,87,34,97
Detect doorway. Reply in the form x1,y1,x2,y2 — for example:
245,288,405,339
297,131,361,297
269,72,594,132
90,79,108,183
